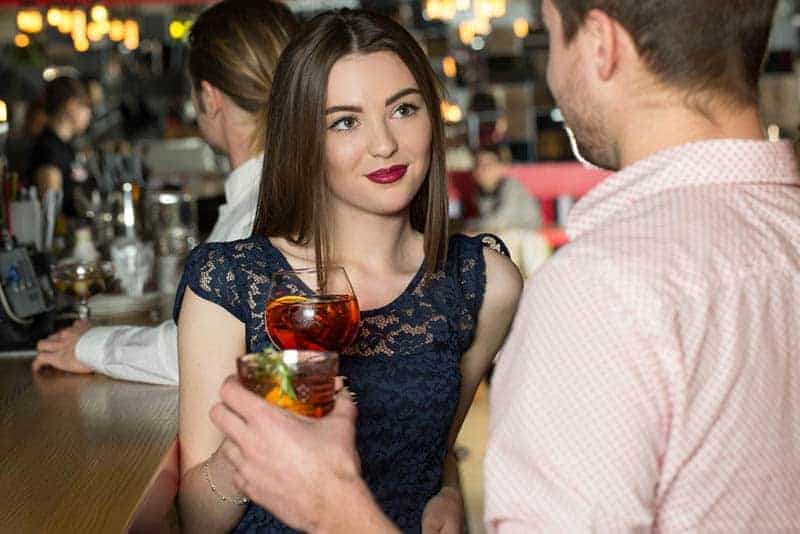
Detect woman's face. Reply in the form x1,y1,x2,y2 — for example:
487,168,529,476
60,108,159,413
324,51,432,219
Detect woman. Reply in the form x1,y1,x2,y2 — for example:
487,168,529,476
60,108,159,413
33,0,298,385
175,9,522,533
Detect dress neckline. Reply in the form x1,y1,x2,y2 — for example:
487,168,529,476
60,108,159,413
256,235,427,317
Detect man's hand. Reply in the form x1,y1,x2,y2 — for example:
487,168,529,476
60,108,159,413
421,486,465,534
211,376,366,532
32,320,93,374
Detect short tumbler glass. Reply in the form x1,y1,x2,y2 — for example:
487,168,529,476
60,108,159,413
237,350,338,418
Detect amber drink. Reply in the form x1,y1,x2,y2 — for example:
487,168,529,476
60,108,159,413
237,349,338,418
265,266,361,353
266,294,359,352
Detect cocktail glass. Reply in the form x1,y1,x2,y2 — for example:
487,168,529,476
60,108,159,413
237,349,339,417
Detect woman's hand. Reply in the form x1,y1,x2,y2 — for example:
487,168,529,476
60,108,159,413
421,486,464,534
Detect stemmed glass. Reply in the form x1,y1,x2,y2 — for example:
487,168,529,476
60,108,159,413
265,266,360,352
50,261,114,321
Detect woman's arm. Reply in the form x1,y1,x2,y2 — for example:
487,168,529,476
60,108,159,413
422,248,523,533
177,287,248,533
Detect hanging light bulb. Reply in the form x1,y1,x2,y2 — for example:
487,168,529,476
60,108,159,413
74,38,90,52
14,33,31,48
424,0,456,21
17,9,43,34
124,19,139,50
441,102,463,123
109,19,124,42
71,9,87,44
459,20,476,45
47,8,62,27
473,16,491,35
91,5,109,23
473,0,493,19
490,0,506,18
513,18,529,38
442,56,457,78
57,10,74,34
169,20,187,40
88,21,104,42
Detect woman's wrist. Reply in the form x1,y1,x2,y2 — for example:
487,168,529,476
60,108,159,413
205,448,249,505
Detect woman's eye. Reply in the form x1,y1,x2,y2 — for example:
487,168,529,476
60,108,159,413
329,117,358,131
393,103,419,118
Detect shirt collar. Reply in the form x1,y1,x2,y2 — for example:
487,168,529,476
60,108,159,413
224,153,264,207
567,139,800,240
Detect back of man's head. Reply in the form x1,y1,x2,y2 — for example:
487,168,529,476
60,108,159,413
550,0,778,107
188,0,298,150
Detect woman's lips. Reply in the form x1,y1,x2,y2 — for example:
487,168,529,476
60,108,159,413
365,164,408,184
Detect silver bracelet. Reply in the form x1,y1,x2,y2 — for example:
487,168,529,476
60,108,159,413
203,455,249,506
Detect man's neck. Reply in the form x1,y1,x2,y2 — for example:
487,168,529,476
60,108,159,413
614,96,765,169
221,102,258,170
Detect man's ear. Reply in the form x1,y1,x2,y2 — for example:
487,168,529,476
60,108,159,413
583,8,620,82
199,79,223,118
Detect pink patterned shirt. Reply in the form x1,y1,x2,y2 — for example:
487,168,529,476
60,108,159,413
485,140,800,532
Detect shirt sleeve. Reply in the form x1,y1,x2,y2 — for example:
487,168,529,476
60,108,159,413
484,254,670,532
75,320,179,385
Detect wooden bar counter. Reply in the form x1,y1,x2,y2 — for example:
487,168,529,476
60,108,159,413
0,355,180,533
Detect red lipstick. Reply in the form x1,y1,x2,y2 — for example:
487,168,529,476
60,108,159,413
365,164,408,184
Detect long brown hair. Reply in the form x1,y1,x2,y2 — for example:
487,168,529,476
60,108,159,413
187,0,298,153
251,9,449,277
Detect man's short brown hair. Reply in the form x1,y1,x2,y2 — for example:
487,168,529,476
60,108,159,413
550,0,778,106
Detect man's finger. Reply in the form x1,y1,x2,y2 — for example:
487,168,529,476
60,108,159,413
210,402,251,448
36,339,64,353
32,354,55,372
219,375,293,426
218,437,245,469
330,388,358,421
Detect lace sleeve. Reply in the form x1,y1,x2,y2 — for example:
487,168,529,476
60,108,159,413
450,233,510,352
173,243,246,324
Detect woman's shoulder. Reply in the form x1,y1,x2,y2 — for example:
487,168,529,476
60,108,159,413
189,235,271,262
174,236,275,323
183,235,280,287
447,232,511,260
447,232,522,308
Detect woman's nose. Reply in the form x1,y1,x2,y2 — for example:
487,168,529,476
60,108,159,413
366,119,398,159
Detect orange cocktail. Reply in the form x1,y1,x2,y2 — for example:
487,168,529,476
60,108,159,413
237,349,338,418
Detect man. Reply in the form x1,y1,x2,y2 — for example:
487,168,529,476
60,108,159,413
213,0,800,531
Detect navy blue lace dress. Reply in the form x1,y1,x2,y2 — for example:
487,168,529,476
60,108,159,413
174,233,508,533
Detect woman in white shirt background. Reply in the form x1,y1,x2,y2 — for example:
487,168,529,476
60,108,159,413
32,0,298,384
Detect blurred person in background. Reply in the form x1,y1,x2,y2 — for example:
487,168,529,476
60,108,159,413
26,76,92,217
5,97,48,177
467,144,547,277
33,0,298,384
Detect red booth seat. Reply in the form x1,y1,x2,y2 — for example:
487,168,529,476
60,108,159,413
449,161,610,225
